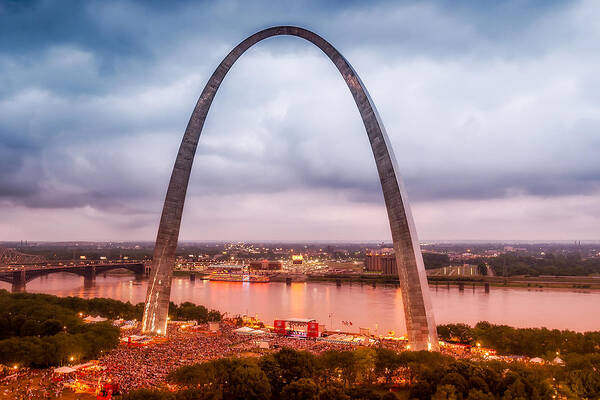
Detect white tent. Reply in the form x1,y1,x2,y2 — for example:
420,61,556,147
530,357,544,364
250,329,268,335
84,316,107,323
553,356,565,365
54,366,76,374
234,326,256,334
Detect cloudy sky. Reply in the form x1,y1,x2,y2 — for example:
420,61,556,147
1,0,599,242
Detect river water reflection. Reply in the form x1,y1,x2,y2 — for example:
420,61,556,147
2,273,599,334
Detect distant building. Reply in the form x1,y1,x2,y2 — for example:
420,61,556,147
249,260,282,270
365,251,397,275
291,255,303,265
207,264,244,271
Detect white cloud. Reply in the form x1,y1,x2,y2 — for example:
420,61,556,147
1,0,599,240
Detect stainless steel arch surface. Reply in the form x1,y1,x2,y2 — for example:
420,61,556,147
142,26,438,351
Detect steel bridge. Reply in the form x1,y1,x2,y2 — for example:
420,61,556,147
0,247,46,266
0,262,146,292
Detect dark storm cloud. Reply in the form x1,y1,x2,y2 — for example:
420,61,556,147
0,0,598,226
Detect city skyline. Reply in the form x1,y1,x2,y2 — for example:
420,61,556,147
1,0,599,241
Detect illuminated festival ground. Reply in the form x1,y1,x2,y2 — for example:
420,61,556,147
0,321,512,399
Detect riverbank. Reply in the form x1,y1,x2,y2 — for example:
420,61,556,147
7,272,600,333
172,269,600,289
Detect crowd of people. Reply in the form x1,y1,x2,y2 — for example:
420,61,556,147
0,368,64,399
95,321,364,393
0,320,366,398
1,320,496,398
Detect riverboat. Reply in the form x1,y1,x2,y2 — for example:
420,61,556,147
209,273,270,283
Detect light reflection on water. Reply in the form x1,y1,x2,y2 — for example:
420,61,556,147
2,273,599,334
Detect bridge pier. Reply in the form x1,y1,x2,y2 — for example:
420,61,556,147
10,270,26,292
83,266,96,289
12,281,26,293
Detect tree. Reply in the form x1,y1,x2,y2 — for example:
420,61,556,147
40,319,63,336
227,363,271,400
207,310,222,322
466,389,495,400
374,348,403,383
274,348,317,384
259,354,285,396
345,386,382,400
174,389,221,400
320,350,357,386
566,369,600,399
439,373,468,396
501,379,528,400
437,324,473,344
409,381,435,400
168,362,217,387
432,384,458,400
318,384,349,400
281,378,318,400
477,263,488,276
122,389,175,400
353,347,376,384
467,377,489,394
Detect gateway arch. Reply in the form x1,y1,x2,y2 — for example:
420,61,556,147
142,26,438,351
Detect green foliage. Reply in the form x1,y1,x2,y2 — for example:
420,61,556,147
318,384,350,400
320,350,357,386
0,290,121,367
281,378,318,400
122,389,176,400
431,384,458,400
274,347,317,384
476,263,488,276
0,289,143,322
169,302,222,323
437,321,600,357
374,348,404,383
153,346,600,400
465,389,494,400
345,386,383,400
422,253,450,269
169,357,270,400
439,373,468,395
259,354,286,396
488,253,600,277
561,354,600,399
437,323,474,344
228,362,271,400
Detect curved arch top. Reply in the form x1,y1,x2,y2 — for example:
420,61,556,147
141,26,438,350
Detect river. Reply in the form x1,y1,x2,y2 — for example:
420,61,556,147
2,273,599,335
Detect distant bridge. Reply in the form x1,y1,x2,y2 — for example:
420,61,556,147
0,263,147,292
0,247,46,266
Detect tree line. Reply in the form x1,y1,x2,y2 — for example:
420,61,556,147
437,321,600,358
0,290,220,367
422,253,451,270
121,347,567,400
0,290,120,367
486,253,600,277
